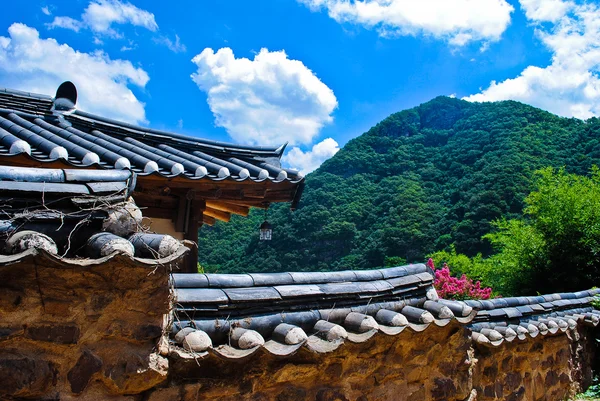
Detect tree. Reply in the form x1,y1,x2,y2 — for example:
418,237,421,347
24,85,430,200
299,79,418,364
197,98,600,275
485,167,600,294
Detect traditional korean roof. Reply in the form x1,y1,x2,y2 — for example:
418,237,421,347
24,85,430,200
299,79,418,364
169,265,600,359
0,84,303,185
170,264,476,359
467,289,600,346
0,164,188,260
0,83,305,237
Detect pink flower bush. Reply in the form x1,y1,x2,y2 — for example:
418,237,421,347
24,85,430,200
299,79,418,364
427,258,492,300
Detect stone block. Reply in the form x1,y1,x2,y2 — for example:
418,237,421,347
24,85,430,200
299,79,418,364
148,386,182,401
68,350,103,394
0,355,56,399
85,293,113,316
102,352,168,394
545,370,559,387
431,378,457,401
134,324,163,341
541,356,554,370
406,365,429,383
504,372,522,392
182,383,206,401
0,288,23,311
0,325,21,339
25,324,80,344
43,298,72,315
501,356,512,371
529,342,543,352
555,348,570,365
506,386,525,401
407,385,426,401
315,388,349,401
276,386,307,401
438,361,456,376
483,384,495,398
483,365,498,379
533,373,545,401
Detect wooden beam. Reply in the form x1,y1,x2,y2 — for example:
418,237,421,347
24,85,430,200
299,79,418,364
174,195,187,232
202,215,216,226
203,207,231,222
140,206,175,219
192,188,223,200
263,190,296,201
205,200,250,216
182,200,205,273
242,189,267,198
227,201,270,209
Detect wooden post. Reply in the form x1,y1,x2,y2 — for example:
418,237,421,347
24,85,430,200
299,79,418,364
182,195,205,273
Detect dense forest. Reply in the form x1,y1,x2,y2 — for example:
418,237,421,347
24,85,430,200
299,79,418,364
197,97,600,274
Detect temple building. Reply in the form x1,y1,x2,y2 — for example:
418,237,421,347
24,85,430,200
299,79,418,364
0,81,304,271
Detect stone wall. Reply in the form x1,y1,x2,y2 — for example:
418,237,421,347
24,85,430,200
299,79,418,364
0,250,173,401
161,322,473,401
473,329,596,401
0,254,597,401
155,323,596,401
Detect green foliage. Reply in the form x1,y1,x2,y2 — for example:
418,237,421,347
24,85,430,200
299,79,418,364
485,167,600,295
428,246,480,277
427,246,504,296
198,97,600,274
591,296,600,310
576,375,600,399
384,256,407,267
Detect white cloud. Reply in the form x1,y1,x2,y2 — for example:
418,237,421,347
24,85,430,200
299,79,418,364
298,0,514,45
283,138,340,174
464,1,600,119
520,0,573,22
41,6,51,16
50,0,158,38
47,16,84,32
0,23,149,124
191,47,338,146
83,0,158,35
153,34,186,53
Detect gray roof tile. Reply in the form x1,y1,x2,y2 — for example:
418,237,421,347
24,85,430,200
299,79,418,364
0,85,304,184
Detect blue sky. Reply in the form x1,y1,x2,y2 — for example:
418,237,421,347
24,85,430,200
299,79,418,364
1,0,599,173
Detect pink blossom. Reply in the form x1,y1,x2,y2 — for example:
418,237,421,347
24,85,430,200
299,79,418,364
431,263,493,300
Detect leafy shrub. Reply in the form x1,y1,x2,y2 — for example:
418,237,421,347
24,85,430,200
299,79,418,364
485,167,600,295
591,296,600,310
576,375,600,400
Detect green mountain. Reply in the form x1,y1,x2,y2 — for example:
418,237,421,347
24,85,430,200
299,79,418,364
197,97,600,273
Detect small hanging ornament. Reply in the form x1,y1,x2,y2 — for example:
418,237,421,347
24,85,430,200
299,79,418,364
259,210,272,241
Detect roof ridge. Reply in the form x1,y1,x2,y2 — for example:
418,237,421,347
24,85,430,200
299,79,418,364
71,110,286,158
0,87,53,101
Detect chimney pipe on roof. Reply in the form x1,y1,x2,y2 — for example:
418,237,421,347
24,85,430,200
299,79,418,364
52,81,77,112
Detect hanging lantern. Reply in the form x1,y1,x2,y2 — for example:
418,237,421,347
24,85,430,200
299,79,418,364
259,220,273,241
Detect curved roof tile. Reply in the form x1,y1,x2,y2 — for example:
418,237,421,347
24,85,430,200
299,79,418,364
0,85,303,184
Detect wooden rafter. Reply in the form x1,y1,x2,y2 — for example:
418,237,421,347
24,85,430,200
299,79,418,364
202,215,216,226
204,207,231,222
205,200,250,216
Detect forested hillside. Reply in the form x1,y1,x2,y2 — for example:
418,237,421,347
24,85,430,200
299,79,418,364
197,97,600,273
